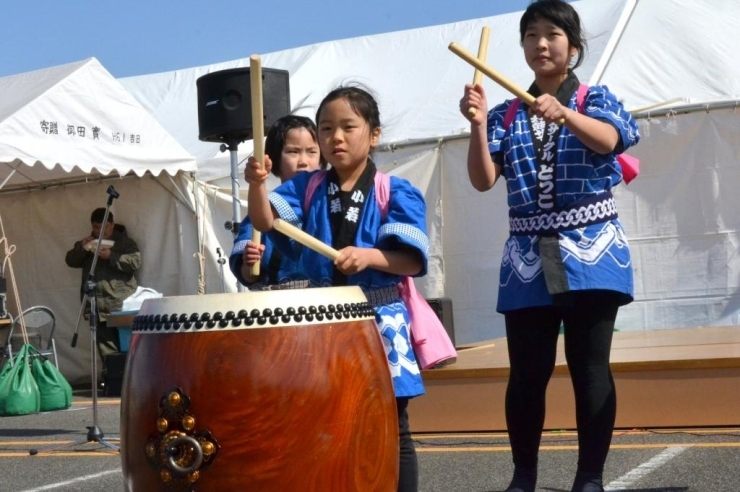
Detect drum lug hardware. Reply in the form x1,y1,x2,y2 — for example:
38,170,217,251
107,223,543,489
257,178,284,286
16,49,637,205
145,387,220,491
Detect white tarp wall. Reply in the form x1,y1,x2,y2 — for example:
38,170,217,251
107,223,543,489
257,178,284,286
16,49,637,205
614,107,740,332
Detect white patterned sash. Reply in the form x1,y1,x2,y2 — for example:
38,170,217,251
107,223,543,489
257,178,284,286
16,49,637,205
509,192,618,236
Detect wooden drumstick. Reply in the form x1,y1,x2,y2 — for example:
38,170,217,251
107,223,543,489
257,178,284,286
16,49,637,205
467,26,490,117
450,42,566,125
273,218,340,261
249,54,265,277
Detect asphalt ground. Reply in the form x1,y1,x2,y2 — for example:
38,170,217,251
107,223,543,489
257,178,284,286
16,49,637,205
0,392,738,491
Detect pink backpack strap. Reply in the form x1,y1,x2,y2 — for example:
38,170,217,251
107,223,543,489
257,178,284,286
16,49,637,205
575,83,588,113
373,172,390,218
502,99,521,129
303,170,327,213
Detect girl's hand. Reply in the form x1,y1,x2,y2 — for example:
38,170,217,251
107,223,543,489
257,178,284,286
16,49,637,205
459,84,488,126
530,93,572,125
244,155,273,184
242,241,265,266
334,246,372,275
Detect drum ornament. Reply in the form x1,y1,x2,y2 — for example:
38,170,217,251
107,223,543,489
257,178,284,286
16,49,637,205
145,387,220,490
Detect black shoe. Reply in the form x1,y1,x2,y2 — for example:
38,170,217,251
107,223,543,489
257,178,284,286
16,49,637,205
570,472,604,492
505,467,537,492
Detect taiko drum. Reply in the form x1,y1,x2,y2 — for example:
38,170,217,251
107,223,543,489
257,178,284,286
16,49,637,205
119,286,398,491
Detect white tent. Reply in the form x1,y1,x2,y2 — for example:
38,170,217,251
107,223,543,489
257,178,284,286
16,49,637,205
120,0,740,344
0,58,234,383
0,58,198,190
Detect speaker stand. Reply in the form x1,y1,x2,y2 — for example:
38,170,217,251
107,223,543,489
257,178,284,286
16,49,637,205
223,139,246,292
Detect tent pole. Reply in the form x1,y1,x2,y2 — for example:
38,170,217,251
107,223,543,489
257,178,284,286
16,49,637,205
590,0,639,86
0,167,18,191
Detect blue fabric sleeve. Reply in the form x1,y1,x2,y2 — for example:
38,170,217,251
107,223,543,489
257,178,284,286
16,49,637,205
376,176,430,278
266,171,315,259
583,85,641,153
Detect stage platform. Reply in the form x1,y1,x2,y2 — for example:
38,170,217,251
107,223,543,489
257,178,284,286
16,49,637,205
409,325,740,433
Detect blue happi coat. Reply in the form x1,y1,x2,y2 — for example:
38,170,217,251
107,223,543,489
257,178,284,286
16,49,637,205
266,170,429,398
488,85,640,312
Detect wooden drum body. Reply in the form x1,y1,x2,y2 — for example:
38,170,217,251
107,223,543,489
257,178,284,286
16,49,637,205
120,286,398,491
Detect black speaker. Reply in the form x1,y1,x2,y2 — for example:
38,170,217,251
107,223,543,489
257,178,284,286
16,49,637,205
425,297,456,347
196,67,291,144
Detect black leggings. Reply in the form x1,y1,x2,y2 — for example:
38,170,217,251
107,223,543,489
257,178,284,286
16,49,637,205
504,290,620,475
397,397,418,492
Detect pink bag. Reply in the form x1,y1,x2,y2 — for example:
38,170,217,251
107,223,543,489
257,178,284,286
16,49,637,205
397,276,457,368
502,84,640,184
305,171,457,369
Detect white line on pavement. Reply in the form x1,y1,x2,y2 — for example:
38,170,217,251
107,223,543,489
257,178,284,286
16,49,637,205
605,446,689,491
18,469,122,491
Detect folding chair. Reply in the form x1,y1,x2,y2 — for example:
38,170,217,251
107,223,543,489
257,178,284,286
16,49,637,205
3,306,58,368
0,313,13,370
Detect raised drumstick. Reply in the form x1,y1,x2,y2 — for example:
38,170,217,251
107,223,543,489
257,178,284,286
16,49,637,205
450,42,566,125
249,54,265,277
467,26,490,117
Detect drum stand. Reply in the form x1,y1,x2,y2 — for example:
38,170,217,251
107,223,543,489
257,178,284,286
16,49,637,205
30,186,121,455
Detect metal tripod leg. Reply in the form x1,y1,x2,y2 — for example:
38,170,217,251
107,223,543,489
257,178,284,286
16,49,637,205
30,269,119,454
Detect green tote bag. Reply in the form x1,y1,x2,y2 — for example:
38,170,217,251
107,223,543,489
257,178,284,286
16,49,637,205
0,344,41,416
30,346,73,412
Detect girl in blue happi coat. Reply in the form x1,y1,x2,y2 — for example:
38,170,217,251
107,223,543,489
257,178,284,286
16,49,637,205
459,1,640,491
246,85,428,492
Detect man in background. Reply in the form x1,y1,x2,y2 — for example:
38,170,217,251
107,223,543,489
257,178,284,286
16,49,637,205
65,208,141,361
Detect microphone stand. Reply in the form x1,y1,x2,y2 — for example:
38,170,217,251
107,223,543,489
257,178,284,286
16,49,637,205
30,185,121,455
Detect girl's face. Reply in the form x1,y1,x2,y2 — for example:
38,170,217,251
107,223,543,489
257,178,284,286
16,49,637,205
522,17,575,78
278,127,320,182
317,98,379,175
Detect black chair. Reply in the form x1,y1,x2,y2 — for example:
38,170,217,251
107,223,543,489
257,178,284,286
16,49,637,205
0,313,13,370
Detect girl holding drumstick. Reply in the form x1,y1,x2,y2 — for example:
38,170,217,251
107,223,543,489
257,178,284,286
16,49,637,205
459,1,640,491
229,115,322,288
247,85,428,492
